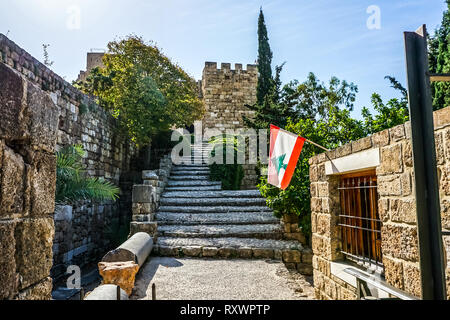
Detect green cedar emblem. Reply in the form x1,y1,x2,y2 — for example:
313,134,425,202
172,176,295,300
271,153,287,174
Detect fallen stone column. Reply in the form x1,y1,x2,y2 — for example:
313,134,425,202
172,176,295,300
101,232,153,267
84,284,128,300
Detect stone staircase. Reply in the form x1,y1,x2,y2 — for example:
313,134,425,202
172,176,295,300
153,143,311,271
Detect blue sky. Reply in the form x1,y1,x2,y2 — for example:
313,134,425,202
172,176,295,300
0,0,446,118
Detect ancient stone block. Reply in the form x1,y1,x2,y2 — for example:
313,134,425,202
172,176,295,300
98,261,139,296
389,124,405,142
15,277,52,300
378,144,403,175
400,172,412,196
441,200,450,230
312,234,331,259
435,131,445,165
382,256,404,289
378,198,389,222
282,249,301,263
202,247,218,257
381,224,419,261
403,140,413,167
377,175,402,196
252,248,274,259
182,246,202,257
0,63,28,141
372,129,390,147
0,146,25,216
128,221,157,239
440,165,450,196
237,247,252,258
30,151,56,216
27,82,59,152
158,245,178,256
302,248,313,264
218,247,237,258
335,144,352,158
351,136,372,153
390,198,416,224
14,217,54,290
0,220,19,299
403,263,421,298
132,185,154,203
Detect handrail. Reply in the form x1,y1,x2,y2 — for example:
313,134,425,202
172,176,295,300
343,267,419,300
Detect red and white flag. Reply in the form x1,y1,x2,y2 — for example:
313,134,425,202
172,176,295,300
268,124,305,190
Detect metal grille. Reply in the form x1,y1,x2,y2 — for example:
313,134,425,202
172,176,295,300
338,171,383,268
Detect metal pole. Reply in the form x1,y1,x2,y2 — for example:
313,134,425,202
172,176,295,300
80,288,85,300
117,285,121,300
152,283,156,300
403,24,447,300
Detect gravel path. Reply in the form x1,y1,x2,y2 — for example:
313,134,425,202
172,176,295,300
130,257,315,300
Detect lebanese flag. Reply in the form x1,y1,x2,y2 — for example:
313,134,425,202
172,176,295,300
268,125,306,190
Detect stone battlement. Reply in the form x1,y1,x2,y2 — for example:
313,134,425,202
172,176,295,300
204,61,257,73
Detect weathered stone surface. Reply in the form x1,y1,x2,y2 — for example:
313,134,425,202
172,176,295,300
238,247,253,258
14,217,54,290
0,220,18,299
378,198,390,222
98,261,139,296
132,185,155,203
389,124,405,142
0,146,25,216
372,129,390,147
441,200,450,230
403,263,421,298
202,246,218,257
335,144,352,158
378,144,403,175
383,256,404,289
390,198,416,224
381,224,419,261
15,277,52,300
0,63,28,141
282,250,301,263
252,248,274,259
27,82,59,152
102,232,153,267
301,249,313,264
30,151,56,216
85,284,129,300
296,263,313,275
129,221,157,239
142,170,158,180
435,132,445,165
182,246,202,257
351,136,372,153
218,247,237,258
378,175,402,196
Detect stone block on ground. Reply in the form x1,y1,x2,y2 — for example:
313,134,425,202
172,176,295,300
98,261,139,296
132,185,155,203
84,284,129,300
102,232,153,267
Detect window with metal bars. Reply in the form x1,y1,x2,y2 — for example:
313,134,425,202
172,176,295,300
338,170,383,269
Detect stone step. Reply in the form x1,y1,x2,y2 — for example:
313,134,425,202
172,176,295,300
161,190,262,198
157,224,283,239
154,237,303,259
160,197,267,207
167,180,221,187
164,185,222,191
158,205,271,213
156,212,279,225
172,165,210,171
168,175,210,181
170,170,210,176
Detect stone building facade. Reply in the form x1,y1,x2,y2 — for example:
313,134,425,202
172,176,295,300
309,106,450,300
200,62,259,189
0,33,139,297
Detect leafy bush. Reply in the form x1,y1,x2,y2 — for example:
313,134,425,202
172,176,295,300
56,144,120,205
208,136,244,190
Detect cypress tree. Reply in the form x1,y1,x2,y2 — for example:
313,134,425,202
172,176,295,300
256,8,273,105
429,0,450,110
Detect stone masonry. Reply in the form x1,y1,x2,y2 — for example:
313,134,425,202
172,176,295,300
0,33,139,293
201,62,259,189
309,106,450,300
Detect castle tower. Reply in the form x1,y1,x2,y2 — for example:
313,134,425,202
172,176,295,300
201,62,258,132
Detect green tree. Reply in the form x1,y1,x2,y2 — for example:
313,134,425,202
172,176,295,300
56,145,120,205
76,36,204,147
256,8,273,105
361,76,409,133
429,0,450,110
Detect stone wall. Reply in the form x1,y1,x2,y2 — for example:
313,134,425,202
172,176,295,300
201,62,259,189
309,106,450,300
0,33,139,291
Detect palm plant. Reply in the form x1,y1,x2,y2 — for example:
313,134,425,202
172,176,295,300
55,144,120,205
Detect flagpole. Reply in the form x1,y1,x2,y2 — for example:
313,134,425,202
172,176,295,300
304,138,330,152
